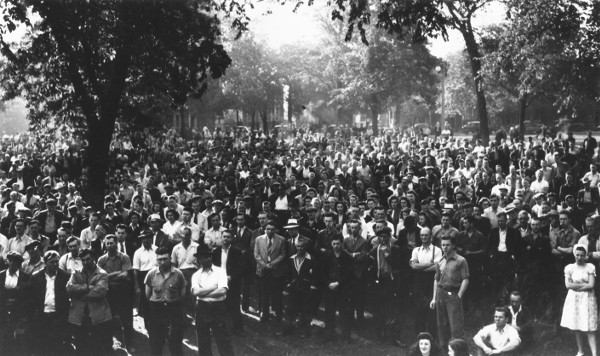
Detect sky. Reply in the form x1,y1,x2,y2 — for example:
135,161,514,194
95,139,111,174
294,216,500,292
247,1,506,58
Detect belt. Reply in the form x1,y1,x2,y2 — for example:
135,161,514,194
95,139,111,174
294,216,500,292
437,285,459,293
197,299,225,304
149,300,181,307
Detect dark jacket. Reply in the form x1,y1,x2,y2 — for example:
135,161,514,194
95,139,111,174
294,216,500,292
324,250,354,292
284,253,318,293
0,269,31,318
489,227,522,260
29,268,70,319
212,245,244,292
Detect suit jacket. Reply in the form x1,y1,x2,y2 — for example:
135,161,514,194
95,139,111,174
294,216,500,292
489,227,522,260
315,228,343,257
29,268,70,319
284,253,318,292
152,229,172,251
212,246,244,292
66,266,112,326
254,234,287,277
33,209,68,234
324,250,354,292
342,236,371,279
231,226,253,254
0,269,31,318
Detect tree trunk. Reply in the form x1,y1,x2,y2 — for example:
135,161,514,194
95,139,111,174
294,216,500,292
250,111,256,131
463,29,490,144
261,110,268,133
370,96,379,136
519,95,528,141
86,118,115,210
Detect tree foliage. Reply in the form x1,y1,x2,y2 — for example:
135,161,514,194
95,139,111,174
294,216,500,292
0,0,248,207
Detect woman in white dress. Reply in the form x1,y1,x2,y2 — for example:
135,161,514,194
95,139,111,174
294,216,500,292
561,244,598,356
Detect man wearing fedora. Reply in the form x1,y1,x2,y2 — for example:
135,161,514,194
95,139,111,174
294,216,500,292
254,220,287,322
192,244,235,356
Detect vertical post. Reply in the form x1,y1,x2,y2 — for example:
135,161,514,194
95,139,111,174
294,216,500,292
441,62,446,128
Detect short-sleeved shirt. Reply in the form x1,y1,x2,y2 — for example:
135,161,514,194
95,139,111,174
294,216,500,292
475,324,521,350
58,253,83,274
435,250,469,289
410,244,442,265
557,225,581,249
144,266,186,302
171,241,198,270
191,265,228,302
133,246,157,272
98,251,132,274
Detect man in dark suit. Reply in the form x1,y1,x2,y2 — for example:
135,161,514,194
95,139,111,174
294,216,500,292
342,219,371,323
279,236,318,337
29,250,71,355
149,214,171,252
323,236,354,341
489,212,522,305
231,213,254,313
0,251,30,354
212,230,245,334
254,220,287,322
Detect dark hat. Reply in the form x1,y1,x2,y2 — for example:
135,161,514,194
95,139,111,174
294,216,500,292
25,240,41,251
194,244,212,257
376,227,393,238
6,251,24,263
61,221,72,229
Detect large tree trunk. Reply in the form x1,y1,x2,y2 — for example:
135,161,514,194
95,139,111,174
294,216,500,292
519,94,528,141
370,95,379,135
86,117,115,210
463,29,490,144
261,110,268,133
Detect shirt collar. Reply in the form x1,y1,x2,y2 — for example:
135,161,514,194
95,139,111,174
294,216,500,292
8,269,19,277
444,250,458,260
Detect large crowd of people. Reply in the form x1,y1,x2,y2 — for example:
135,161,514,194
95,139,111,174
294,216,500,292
0,122,599,356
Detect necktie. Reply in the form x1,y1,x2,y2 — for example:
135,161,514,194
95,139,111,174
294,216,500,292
267,238,272,262
120,242,125,253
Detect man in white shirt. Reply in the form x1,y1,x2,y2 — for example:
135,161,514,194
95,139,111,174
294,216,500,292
79,213,99,250
171,227,198,315
58,236,83,274
178,207,201,243
6,218,33,256
410,227,442,336
530,170,549,195
191,244,233,355
474,307,521,355
132,231,156,328
483,195,505,229
204,213,226,249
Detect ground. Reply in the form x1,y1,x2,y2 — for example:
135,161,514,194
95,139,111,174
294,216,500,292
121,301,578,356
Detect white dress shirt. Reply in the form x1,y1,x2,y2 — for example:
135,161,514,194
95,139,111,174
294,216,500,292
191,265,228,302
133,246,157,271
4,269,19,289
44,273,56,313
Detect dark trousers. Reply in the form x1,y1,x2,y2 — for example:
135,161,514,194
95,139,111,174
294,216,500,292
349,277,367,319
0,309,27,355
196,300,235,356
107,283,134,347
324,288,352,339
436,288,465,349
70,320,113,356
32,312,70,355
136,270,150,326
241,267,254,311
413,271,437,338
490,253,515,305
147,301,183,356
181,268,197,315
372,276,398,339
226,286,243,331
257,272,283,318
283,288,314,335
